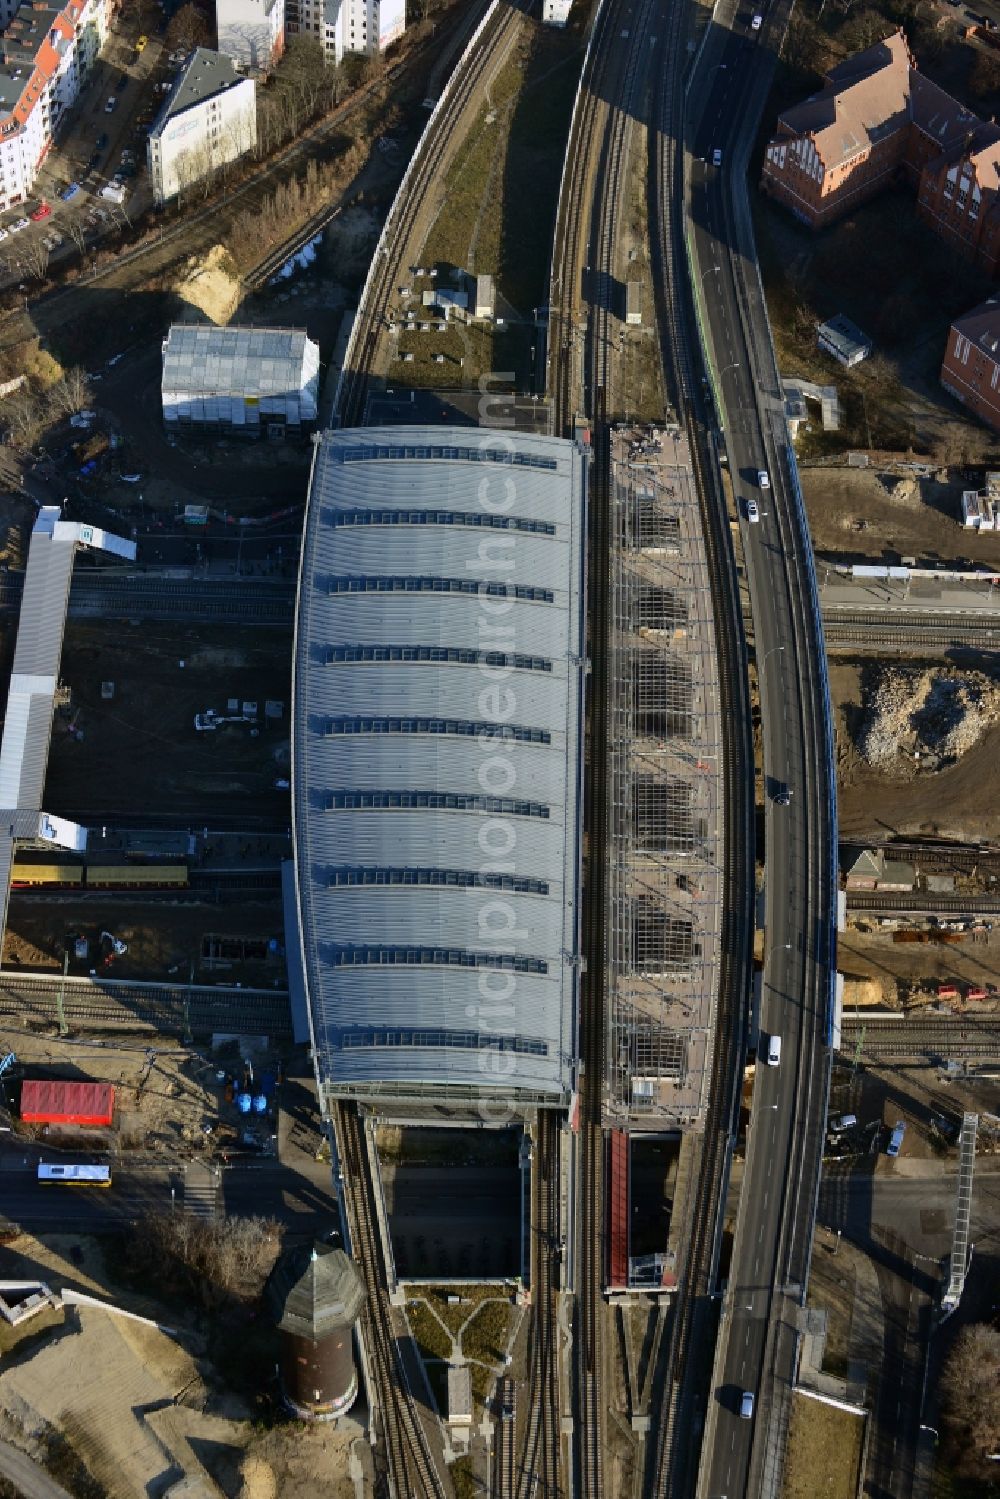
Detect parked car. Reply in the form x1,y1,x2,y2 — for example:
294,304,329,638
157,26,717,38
9,218,29,233
135,32,148,51
751,10,762,26
29,201,51,221
0,227,9,242
117,74,128,90
87,152,102,172
105,96,117,113
59,181,80,201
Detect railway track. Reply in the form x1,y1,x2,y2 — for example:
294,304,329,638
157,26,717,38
0,573,297,624
517,1109,561,1499
822,607,1000,653
336,0,522,427
643,0,755,1489
493,1377,516,1499
0,974,292,1035
841,839,1000,875
545,0,652,1487
839,1016,1000,1059
847,891,1000,916
335,1103,446,1499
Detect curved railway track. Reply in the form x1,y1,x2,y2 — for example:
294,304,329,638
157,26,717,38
643,0,755,1491
545,0,658,1488
336,0,522,428
336,1103,446,1499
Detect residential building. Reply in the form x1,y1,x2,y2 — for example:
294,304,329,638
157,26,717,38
147,48,256,204
817,314,872,367
761,29,1000,275
0,0,111,213
215,0,284,74
941,300,1000,432
161,323,320,436
284,0,403,64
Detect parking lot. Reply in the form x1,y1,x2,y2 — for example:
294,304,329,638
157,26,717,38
0,6,186,280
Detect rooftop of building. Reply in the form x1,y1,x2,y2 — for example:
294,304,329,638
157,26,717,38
819,313,871,358
266,1241,366,1339
293,426,587,1106
774,27,983,170
161,323,318,396
151,46,249,133
950,297,1000,355
0,0,76,124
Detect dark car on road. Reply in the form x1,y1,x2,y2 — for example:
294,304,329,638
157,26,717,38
87,152,101,172
95,132,108,150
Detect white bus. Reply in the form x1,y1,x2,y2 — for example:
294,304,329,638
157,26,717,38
37,1162,111,1187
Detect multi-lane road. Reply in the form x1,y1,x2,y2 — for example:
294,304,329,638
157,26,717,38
685,3,837,1495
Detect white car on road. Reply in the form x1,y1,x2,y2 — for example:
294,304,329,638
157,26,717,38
758,468,770,489
746,497,760,523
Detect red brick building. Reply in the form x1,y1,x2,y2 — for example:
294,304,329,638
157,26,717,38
761,30,999,271
940,300,1000,430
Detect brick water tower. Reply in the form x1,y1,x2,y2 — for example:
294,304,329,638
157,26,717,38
267,1241,366,1421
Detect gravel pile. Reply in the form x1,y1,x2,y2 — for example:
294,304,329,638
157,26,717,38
858,666,1000,772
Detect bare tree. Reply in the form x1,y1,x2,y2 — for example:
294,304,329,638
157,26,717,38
166,1,212,53
48,366,92,417
20,239,49,283
942,1324,1000,1468
124,1211,281,1308
3,389,44,450
66,219,88,258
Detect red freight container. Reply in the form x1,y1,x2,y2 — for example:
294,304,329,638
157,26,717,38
20,1080,114,1127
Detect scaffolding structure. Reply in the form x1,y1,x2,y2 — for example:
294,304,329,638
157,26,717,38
942,1110,978,1317
606,426,723,1130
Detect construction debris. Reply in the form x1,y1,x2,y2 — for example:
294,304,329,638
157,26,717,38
857,666,1000,773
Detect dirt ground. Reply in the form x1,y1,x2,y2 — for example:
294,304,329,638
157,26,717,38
830,659,1000,843
0,1233,364,1499
802,463,1000,568
839,923,1000,1009
41,622,291,823
0,1033,288,1161
3,894,286,983
782,1390,865,1499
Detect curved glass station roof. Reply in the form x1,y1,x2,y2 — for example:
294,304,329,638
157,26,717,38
293,427,587,1107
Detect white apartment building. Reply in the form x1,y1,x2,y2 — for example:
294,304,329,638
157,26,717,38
0,0,110,212
215,0,284,74
147,48,256,204
285,0,404,65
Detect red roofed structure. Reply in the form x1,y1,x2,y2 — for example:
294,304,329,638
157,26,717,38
20,1079,114,1127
